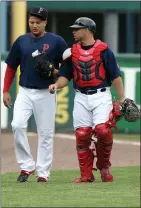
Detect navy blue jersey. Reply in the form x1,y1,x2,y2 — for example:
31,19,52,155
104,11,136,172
59,45,121,90
6,32,68,89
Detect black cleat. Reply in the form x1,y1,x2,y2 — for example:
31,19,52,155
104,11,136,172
17,170,35,182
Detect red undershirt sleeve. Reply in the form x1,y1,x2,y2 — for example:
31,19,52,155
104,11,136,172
3,65,16,93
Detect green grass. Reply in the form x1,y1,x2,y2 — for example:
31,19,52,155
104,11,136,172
1,166,140,207
113,133,140,141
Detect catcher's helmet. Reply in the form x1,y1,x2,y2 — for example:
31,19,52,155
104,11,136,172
69,17,96,33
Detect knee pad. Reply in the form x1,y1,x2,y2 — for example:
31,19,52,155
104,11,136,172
94,123,113,143
75,127,92,148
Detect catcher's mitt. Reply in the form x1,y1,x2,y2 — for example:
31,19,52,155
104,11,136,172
33,52,55,79
120,98,140,122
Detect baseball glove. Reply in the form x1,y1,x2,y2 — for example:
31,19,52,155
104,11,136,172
33,52,55,79
120,98,140,122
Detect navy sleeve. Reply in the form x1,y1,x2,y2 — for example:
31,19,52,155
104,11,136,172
56,36,68,63
102,48,121,81
59,57,73,81
5,37,21,70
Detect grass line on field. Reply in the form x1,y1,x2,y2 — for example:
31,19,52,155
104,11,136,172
113,133,140,141
55,133,140,144
27,132,140,142
57,133,140,142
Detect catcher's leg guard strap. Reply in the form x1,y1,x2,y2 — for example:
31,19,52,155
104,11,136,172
75,127,95,179
94,123,113,169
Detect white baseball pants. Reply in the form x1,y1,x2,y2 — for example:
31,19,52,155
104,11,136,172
11,86,56,179
73,87,113,130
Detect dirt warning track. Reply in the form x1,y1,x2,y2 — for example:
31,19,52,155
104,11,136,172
1,133,140,173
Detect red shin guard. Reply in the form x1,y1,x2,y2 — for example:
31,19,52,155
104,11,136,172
94,123,113,169
74,127,95,182
77,148,94,179
96,139,113,169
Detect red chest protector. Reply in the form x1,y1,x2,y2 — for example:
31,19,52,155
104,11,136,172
71,40,108,87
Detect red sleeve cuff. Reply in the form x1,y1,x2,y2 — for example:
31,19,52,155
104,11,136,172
3,65,16,93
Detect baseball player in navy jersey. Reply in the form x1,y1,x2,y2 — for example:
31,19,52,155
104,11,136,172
3,7,68,182
49,17,125,183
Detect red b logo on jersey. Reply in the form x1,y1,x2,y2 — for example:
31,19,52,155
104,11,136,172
42,44,49,53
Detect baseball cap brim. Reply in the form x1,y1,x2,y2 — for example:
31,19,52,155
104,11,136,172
69,24,86,29
30,13,47,20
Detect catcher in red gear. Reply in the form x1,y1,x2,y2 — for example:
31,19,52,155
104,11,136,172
49,17,136,183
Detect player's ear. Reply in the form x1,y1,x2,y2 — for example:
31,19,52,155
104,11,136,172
45,19,47,26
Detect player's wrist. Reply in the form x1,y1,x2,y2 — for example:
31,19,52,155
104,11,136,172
55,83,59,89
119,96,125,103
3,91,10,94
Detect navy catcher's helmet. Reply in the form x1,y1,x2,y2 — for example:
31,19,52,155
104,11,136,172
69,17,96,33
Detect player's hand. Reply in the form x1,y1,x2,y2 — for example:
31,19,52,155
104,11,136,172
49,84,58,94
3,92,12,108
